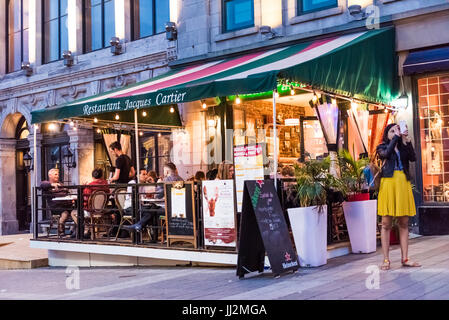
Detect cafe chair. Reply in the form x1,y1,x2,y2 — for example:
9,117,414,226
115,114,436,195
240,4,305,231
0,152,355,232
114,188,133,241
85,190,109,240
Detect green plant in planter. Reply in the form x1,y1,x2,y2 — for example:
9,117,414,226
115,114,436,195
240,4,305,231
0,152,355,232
338,149,369,196
293,158,344,212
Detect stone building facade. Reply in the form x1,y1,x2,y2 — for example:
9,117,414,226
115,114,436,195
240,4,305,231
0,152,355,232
1,0,449,235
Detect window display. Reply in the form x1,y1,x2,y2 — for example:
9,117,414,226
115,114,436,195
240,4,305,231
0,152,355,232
418,74,449,202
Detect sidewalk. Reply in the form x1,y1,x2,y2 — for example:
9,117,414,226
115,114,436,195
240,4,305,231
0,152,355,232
0,235,448,300
0,234,48,269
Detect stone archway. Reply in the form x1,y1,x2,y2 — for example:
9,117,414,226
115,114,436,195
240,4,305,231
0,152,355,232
0,112,31,235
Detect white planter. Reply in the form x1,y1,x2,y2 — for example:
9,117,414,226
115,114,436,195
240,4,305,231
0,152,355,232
342,200,377,254
287,205,327,267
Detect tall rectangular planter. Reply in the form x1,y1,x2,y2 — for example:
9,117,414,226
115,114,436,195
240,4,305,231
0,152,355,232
287,206,327,267
342,200,377,254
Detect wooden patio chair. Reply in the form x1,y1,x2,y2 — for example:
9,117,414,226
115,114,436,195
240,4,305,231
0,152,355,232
85,190,109,240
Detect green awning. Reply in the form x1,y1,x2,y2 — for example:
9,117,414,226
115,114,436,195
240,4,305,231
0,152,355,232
31,27,398,124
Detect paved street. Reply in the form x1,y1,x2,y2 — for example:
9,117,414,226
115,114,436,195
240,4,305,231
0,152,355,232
0,235,448,300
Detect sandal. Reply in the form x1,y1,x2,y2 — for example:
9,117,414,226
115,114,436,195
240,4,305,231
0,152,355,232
401,258,421,267
381,258,390,270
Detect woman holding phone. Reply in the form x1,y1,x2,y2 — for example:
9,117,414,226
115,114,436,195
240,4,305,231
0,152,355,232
376,122,421,270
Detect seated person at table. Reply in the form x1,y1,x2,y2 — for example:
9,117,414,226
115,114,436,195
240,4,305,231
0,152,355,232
140,170,157,200
40,168,76,236
155,163,184,198
108,141,136,184
71,168,109,238
123,164,183,238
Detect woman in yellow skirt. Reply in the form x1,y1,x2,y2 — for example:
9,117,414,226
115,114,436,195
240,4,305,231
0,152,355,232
376,123,421,270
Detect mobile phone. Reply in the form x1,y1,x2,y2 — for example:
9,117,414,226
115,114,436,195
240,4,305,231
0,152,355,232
399,120,407,134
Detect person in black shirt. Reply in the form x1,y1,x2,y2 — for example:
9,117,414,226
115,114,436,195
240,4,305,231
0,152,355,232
108,141,136,184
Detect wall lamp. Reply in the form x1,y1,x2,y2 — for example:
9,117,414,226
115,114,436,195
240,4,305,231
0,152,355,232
165,22,177,41
23,151,33,172
62,50,74,67
21,61,33,76
260,25,282,40
110,37,123,55
348,5,368,20
63,147,77,169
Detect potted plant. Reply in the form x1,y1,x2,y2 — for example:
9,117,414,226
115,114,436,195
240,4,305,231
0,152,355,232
338,149,377,254
287,158,342,267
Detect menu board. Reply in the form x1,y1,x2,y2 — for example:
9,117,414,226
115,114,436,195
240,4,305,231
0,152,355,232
234,144,265,212
202,180,236,248
237,180,299,278
164,182,197,248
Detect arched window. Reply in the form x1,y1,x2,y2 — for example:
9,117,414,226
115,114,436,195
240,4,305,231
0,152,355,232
15,116,29,140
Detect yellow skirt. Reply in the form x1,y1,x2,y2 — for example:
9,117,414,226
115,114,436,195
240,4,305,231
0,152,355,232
377,170,416,217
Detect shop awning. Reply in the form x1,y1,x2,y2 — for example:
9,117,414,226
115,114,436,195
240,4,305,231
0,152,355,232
31,27,398,124
403,45,449,76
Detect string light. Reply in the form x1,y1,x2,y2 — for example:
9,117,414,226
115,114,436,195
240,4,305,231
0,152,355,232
139,131,143,136
115,114,120,120
235,95,241,104
96,128,101,133
202,101,207,109
69,120,75,127
142,111,147,117
290,86,295,96
93,118,98,123
170,106,175,113
48,123,56,131
158,133,161,137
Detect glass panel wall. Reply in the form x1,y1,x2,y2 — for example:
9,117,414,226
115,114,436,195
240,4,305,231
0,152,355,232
7,0,29,72
84,0,115,52
43,0,69,63
418,74,449,203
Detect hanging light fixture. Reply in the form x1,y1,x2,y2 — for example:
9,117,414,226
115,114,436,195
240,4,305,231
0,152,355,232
96,128,101,134
94,117,98,123
115,114,120,120
235,95,241,104
290,86,295,96
170,106,175,113
142,111,147,117
202,101,207,109
139,131,143,136
69,120,75,127
48,123,57,131
312,92,318,104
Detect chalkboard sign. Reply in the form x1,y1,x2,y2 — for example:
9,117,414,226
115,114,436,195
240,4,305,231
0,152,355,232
237,180,299,278
164,181,197,248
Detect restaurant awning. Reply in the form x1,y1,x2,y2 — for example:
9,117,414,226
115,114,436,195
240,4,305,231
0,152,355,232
403,45,449,76
31,27,398,124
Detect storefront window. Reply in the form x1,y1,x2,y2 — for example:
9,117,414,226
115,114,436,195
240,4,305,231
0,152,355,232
43,0,69,63
83,0,115,52
223,0,254,33
303,119,327,160
7,0,29,73
418,74,449,203
140,132,172,178
131,0,169,40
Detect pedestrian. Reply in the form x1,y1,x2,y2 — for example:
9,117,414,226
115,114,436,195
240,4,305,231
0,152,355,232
376,122,421,270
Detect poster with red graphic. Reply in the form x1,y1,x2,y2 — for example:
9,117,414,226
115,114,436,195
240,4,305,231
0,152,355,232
202,180,236,247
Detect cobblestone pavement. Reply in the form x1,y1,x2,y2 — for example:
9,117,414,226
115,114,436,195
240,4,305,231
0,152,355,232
0,235,448,300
